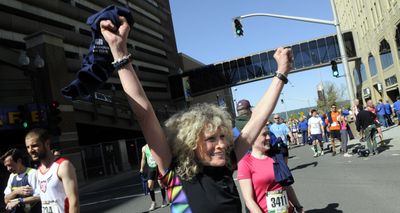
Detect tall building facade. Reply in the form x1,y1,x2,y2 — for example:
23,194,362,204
0,0,179,185
335,0,400,104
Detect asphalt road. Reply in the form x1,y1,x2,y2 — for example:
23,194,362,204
80,125,400,213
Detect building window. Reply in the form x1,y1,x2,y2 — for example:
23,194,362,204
353,68,360,86
396,24,400,58
360,63,367,82
368,54,378,76
385,75,398,87
379,39,393,69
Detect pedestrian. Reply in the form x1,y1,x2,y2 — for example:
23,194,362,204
308,109,325,157
393,96,400,126
104,145,118,175
375,99,388,128
327,104,341,156
99,15,293,212
338,113,351,157
320,112,329,143
298,117,308,145
25,128,79,213
269,114,292,163
1,149,41,213
356,109,378,155
384,100,393,126
235,99,252,131
140,144,167,211
289,118,299,145
365,99,384,144
237,127,304,213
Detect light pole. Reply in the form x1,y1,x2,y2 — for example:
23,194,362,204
234,0,355,106
18,51,45,126
280,92,289,121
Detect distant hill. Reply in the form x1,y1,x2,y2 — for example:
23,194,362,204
275,100,350,121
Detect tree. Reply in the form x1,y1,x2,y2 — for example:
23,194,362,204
317,81,347,112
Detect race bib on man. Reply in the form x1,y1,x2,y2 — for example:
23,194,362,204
266,189,289,213
42,202,60,213
331,122,337,126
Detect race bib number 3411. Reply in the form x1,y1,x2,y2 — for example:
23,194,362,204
266,189,289,213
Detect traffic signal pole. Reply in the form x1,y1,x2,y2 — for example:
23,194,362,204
234,0,356,106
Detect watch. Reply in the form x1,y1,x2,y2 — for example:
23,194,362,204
274,72,288,84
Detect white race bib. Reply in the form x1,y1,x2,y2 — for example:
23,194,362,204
266,189,289,213
331,122,337,126
42,202,60,213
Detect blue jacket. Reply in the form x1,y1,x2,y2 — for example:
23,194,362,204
375,103,386,115
394,100,400,112
384,103,392,115
298,120,308,131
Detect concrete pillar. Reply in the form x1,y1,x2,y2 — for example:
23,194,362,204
24,31,84,182
118,139,131,171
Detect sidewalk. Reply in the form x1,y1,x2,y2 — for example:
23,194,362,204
344,124,400,153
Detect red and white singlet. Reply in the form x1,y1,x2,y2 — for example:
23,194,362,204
37,158,69,213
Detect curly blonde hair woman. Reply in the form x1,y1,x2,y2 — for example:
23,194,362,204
100,16,293,213
165,103,234,180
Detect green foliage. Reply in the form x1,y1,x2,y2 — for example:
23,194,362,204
317,81,347,112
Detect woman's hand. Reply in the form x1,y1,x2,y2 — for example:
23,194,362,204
274,47,293,76
100,16,130,59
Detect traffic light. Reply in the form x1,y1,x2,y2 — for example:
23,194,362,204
331,60,339,78
48,101,61,136
17,105,30,128
234,19,244,36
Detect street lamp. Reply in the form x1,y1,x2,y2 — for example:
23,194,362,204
233,0,355,107
18,51,45,126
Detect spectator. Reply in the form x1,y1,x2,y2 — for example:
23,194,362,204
1,149,41,213
393,96,400,126
298,117,308,145
384,100,393,126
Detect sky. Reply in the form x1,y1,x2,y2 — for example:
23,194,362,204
170,0,348,113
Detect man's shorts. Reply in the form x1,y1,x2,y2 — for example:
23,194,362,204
147,167,158,181
330,130,341,140
311,134,323,142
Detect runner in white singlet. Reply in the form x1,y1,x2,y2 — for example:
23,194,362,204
25,128,79,213
37,158,69,213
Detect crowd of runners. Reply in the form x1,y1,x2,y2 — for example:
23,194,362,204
280,96,400,158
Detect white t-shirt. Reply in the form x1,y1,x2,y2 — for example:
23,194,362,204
308,116,323,135
4,167,39,196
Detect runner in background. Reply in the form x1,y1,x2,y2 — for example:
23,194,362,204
140,144,167,211
308,109,325,157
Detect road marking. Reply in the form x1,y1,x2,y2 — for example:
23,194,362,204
392,153,400,156
81,191,161,207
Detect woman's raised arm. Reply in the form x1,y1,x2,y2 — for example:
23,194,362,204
100,17,171,174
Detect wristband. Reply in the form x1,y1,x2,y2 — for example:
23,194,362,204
112,54,133,71
274,72,288,84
